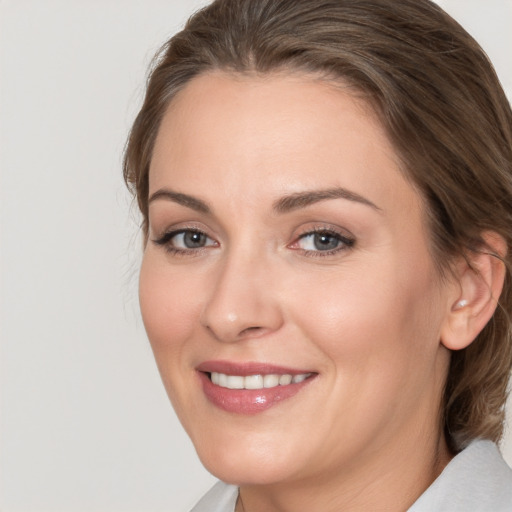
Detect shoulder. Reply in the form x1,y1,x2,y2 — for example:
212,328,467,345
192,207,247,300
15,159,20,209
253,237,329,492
409,439,512,511
190,481,238,512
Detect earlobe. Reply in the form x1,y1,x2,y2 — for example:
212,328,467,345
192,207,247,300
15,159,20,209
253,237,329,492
441,232,507,351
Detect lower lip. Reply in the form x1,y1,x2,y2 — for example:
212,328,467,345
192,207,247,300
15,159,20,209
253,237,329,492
198,372,315,414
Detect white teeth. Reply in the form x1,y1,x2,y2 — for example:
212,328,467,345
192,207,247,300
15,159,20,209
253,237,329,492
263,374,280,388
209,372,311,390
244,374,264,389
279,374,293,385
226,375,244,389
218,373,228,387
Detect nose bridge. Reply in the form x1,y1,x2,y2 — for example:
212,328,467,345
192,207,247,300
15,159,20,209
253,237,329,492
200,243,282,342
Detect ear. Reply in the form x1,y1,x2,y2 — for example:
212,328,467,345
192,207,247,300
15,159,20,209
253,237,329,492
441,232,507,351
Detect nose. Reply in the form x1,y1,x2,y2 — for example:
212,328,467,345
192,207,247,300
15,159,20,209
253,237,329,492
200,249,284,343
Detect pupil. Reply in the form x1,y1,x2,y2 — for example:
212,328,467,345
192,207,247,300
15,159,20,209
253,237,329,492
184,231,205,248
314,233,339,251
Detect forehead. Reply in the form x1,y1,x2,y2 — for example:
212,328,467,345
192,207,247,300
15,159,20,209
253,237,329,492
149,71,421,218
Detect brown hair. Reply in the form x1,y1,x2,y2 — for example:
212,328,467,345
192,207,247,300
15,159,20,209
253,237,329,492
124,0,512,450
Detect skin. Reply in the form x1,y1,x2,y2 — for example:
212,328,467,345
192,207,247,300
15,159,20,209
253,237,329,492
139,72,460,512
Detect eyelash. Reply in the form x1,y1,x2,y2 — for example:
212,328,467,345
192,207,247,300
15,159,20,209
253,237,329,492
152,228,216,256
291,228,355,257
151,227,355,258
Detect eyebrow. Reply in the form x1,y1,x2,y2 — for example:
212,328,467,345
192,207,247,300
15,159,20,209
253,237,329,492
148,186,381,215
273,187,381,213
148,189,211,214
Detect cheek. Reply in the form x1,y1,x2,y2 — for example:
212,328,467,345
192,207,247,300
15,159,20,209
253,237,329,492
138,253,208,428
288,259,446,449
138,254,202,360
290,254,443,377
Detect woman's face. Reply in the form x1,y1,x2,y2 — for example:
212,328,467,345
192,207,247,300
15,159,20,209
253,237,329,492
140,72,454,486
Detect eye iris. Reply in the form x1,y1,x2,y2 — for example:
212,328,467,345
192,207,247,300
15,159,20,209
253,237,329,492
184,231,206,248
314,233,339,251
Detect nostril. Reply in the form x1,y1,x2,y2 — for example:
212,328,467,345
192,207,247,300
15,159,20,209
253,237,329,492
239,326,265,338
241,326,261,333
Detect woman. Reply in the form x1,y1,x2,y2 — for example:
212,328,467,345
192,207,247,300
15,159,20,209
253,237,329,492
124,0,512,510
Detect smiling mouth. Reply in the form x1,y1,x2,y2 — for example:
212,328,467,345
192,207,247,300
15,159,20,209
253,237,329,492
208,372,313,390
197,362,317,413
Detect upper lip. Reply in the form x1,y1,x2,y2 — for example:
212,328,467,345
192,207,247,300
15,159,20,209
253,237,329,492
196,360,315,376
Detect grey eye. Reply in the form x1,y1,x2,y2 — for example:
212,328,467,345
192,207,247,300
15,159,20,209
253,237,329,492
170,230,215,249
298,232,343,251
181,231,208,248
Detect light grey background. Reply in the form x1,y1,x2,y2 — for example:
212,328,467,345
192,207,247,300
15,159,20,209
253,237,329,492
0,1,511,510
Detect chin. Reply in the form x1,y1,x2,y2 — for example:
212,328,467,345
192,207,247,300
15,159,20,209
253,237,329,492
191,426,307,486
201,454,295,486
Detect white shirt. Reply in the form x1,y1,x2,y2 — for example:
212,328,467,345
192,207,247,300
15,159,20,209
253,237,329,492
191,440,512,511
